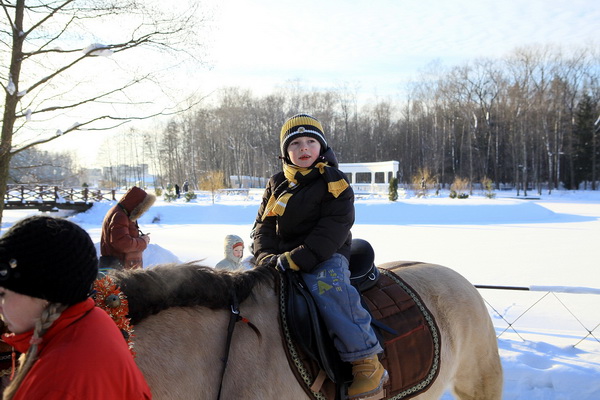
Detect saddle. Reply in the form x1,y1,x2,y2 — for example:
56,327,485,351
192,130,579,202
279,243,441,400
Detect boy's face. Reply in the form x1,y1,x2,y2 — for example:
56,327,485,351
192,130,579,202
287,136,321,168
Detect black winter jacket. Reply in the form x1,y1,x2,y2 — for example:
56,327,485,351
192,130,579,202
253,149,354,273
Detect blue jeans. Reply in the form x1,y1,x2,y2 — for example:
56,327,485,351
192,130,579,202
301,253,383,362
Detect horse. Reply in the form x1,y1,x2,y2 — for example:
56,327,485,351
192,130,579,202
108,261,503,400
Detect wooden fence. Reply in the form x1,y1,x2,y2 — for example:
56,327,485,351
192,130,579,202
3,185,116,212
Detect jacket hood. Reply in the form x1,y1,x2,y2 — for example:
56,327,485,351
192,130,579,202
320,147,339,168
223,234,244,263
118,187,156,221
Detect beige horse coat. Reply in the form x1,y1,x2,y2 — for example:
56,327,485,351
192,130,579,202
114,262,502,400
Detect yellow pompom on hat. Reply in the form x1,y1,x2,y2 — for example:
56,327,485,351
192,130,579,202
280,113,328,159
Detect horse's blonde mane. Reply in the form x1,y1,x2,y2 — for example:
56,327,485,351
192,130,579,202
110,263,276,324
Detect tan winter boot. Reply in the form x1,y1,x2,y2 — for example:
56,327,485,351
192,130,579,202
347,355,389,400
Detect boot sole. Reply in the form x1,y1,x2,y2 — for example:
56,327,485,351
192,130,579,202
348,370,390,400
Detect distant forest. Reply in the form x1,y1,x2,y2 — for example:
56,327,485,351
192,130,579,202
13,45,600,194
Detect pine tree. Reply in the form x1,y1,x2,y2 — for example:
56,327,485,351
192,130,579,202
572,94,598,190
388,177,399,201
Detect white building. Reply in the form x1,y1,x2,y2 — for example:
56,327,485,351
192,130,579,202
228,161,400,194
339,160,399,194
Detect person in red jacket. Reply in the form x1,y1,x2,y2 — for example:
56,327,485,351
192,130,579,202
100,186,156,270
0,215,152,400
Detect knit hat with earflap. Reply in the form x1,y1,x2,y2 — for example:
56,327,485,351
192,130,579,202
280,113,328,162
0,216,98,305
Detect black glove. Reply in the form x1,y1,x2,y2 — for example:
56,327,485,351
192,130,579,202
258,254,278,269
276,254,290,272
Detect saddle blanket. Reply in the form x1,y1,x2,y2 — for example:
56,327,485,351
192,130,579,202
281,264,441,400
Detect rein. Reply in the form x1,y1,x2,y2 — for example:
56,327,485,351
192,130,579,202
216,290,261,400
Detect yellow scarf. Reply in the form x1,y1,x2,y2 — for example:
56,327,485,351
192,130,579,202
262,162,349,220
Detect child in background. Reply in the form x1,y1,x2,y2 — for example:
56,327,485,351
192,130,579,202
0,216,151,400
252,113,388,400
100,186,155,270
215,235,245,270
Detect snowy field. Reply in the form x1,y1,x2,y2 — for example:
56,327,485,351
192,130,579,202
2,188,600,399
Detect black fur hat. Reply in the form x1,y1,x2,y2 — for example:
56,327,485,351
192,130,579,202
0,216,98,305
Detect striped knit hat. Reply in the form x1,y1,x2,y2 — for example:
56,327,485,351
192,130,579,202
280,113,328,160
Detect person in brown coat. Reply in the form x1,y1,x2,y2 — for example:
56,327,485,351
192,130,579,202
100,186,156,270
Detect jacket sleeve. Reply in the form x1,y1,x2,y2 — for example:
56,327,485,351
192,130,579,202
290,184,355,272
108,212,147,254
252,177,280,264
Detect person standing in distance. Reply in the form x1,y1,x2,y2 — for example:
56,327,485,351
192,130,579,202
100,186,155,270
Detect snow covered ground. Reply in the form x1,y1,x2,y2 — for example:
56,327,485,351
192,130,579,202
2,188,600,399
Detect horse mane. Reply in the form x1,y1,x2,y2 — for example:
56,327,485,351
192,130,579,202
109,263,276,325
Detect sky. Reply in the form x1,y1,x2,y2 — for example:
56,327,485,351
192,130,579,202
3,189,600,399
200,0,600,98
41,0,600,166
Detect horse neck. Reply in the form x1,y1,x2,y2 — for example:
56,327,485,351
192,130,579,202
236,277,280,330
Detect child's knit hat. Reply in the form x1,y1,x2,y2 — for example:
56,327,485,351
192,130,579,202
280,113,328,159
0,216,98,305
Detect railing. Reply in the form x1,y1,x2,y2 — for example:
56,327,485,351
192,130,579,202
4,185,116,211
217,188,250,196
351,183,390,195
476,285,600,348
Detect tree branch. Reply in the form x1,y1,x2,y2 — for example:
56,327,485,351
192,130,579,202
16,74,152,118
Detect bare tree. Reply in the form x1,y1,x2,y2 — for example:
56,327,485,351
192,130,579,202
198,170,224,204
0,0,208,225
105,44,598,195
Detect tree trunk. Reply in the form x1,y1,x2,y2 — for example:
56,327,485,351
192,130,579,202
0,0,25,226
